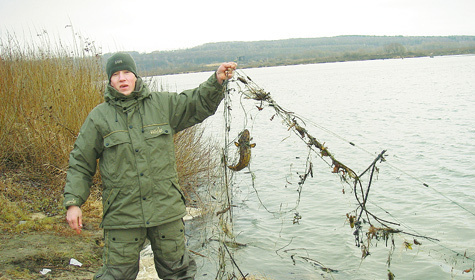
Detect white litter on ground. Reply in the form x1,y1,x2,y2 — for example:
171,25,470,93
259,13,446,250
69,258,83,267
39,268,51,275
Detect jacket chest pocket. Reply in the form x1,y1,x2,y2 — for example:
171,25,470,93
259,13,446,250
102,131,131,171
143,124,174,159
143,124,172,137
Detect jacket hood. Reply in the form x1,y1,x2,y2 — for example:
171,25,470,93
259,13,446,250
104,77,150,104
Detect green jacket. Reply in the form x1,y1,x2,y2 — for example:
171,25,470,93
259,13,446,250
64,73,224,229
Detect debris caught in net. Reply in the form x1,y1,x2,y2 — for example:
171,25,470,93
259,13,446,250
210,69,474,279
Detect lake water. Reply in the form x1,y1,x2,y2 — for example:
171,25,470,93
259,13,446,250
151,55,475,279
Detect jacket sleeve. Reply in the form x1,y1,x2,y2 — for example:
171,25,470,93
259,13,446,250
63,112,103,209
168,72,224,132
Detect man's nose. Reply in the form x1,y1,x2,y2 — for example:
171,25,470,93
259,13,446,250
118,72,126,80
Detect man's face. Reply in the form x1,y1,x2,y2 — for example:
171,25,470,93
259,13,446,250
110,70,137,96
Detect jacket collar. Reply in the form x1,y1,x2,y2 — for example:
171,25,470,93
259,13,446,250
104,77,150,105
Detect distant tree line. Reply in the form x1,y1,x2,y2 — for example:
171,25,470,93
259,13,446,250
102,35,475,76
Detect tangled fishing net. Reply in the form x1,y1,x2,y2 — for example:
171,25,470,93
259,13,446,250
190,69,474,280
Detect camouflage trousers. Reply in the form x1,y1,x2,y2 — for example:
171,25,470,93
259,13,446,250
94,219,196,280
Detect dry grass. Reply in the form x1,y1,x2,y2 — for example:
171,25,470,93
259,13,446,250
0,34,220,233
174,124,221,206
0,36,104,172
0,33,104,233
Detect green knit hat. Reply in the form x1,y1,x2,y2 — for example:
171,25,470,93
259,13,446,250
106,52,138,81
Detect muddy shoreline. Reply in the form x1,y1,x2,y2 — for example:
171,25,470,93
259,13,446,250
0,208,204,279
0,224,105,280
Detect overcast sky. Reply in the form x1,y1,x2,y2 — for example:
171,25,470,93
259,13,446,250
1,0,474,53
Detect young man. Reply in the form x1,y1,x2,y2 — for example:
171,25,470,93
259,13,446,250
64,52,236,279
